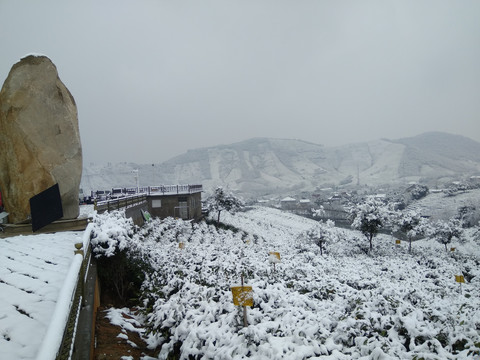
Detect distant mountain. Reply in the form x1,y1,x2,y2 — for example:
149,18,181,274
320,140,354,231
392,132,480,178
81,132,480,198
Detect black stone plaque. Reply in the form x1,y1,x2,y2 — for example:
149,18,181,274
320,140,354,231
30,183,63,232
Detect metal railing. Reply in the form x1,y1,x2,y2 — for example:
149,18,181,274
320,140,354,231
93,185,202,214
94,194,147,214
90,185,202,203
147,184,202,195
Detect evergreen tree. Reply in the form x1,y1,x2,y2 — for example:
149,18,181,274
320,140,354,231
350,198,392,252
205,186,244,222
428,218,463,251
395,210,428,253
304,220,336,255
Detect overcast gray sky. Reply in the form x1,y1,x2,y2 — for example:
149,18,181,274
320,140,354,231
1,0,479,164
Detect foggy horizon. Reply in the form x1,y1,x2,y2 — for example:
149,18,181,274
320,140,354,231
1,1,479,164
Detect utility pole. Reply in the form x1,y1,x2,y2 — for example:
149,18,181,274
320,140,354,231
357,164,360,186
132,169,139,193
152,164,155,185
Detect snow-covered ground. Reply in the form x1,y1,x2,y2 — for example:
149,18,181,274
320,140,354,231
406,188,480,222
92,206,480,359
0,232,84,359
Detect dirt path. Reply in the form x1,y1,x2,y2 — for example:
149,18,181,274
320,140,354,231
94,306,158,360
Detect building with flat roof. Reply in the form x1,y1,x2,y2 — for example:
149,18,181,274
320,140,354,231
147,185,202,220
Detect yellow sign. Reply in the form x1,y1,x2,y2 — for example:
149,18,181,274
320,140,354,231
450,247,456,252
395,239,401,245
178,242,185,249
269,251,281,261
455,275,465,283
231,286,253,307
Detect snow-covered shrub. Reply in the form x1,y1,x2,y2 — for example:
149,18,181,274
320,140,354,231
443,182,470,197
90,210,149,305
457,204,480,228
92,206,480,359
301,219,337,255
136,219,268,356
311,205,325,218
427,218,463,251
90,210,135,258
408,184,429,200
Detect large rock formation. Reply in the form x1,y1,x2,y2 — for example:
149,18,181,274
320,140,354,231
0,55,82,223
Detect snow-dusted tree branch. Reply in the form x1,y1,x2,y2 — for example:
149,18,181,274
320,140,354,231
393,210,428,253
311,205,325,218
349,198,394,252
303,219,337,255
205,186,245,222
427,218,463,251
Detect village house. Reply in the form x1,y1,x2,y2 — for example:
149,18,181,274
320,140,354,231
280,196,297,211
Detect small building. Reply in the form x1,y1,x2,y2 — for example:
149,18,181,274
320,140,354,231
280,196,297,210
470,176,480,185
256,199,270,207
299,198,311,209
94,184,203,224
147,185,202,220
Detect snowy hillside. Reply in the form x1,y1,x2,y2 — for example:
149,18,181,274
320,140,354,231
91,207,480,359
81,132,480,197
406,188,480,223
